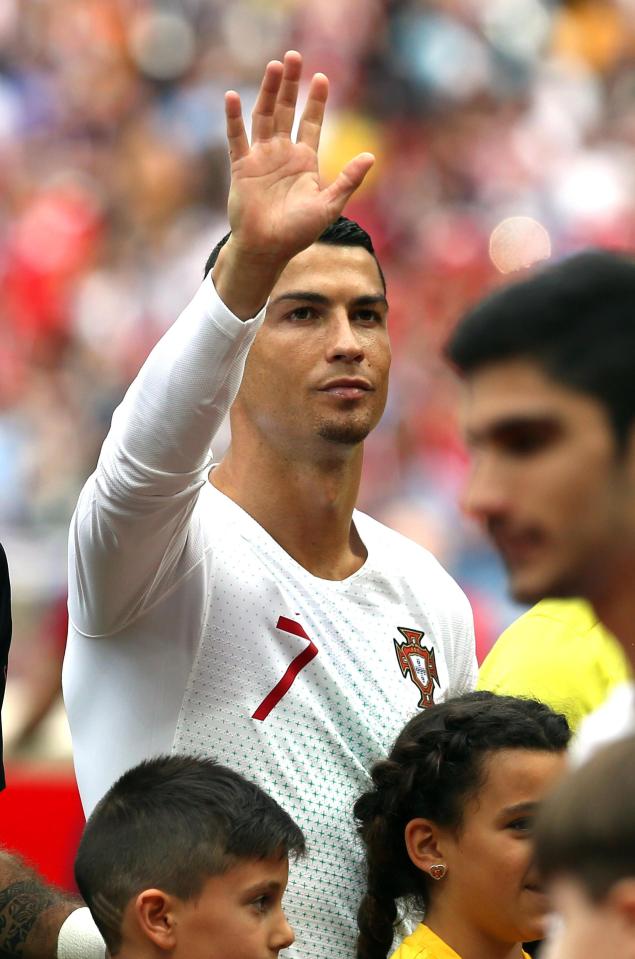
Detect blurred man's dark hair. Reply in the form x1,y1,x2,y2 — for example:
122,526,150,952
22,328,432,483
446,250,635,448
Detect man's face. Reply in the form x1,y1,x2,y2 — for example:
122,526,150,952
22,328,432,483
461,358,635,605
173,854,294,959
232,243,390,454
548,877,635,959
435,748,566,946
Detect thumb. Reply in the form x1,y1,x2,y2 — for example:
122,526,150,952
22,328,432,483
322,152,375,219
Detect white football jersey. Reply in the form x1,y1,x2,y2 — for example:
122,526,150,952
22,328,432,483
64,277,476,959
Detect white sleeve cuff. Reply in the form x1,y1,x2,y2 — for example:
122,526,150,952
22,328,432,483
57,907,106,959
202,273,267,339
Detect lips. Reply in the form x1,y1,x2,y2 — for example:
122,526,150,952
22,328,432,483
487,524,545,565
318,378,373,399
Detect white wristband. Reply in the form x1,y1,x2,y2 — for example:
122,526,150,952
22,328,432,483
57,907,106,959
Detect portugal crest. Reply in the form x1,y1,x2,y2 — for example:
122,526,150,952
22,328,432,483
394,627,439,708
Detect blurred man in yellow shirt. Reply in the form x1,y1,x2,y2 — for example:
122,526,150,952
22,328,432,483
478,599,630,732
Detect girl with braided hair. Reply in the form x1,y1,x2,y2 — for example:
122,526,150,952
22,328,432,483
354,691,570,959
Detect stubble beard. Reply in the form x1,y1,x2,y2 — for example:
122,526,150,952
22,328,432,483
316,415,373,446
507,559,590,606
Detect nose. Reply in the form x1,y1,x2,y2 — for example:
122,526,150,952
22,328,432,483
459,454,509,524
272,910,295,952
325,311,364,363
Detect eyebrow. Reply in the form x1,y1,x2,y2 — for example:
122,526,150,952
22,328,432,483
499,801,538,819
465,415,561,446
243,879,283,896
270,291,388,309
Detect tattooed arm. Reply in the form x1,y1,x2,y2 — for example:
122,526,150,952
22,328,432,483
0,850,79,959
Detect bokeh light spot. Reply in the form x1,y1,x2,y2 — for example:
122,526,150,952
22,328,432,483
488,216,552,273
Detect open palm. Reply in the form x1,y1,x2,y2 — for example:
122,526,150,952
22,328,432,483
225,52,374,262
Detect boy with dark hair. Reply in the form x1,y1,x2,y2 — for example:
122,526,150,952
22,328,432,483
534,734,635,959
74,755,304,959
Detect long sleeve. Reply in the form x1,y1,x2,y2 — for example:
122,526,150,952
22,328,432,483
68,276,265,637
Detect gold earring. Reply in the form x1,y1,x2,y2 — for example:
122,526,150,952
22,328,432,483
429,863,447,880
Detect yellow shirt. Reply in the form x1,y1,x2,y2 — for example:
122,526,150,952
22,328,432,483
478,599,630,731
390,923,531,959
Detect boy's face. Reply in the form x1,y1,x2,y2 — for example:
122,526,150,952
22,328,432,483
548,876,635,959
173,854,294,959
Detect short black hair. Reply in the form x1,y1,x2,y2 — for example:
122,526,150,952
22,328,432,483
446,250,635,446
535,734,635,900
203,215,386,291
74,755,305,955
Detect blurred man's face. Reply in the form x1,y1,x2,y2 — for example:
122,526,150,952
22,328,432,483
460,358,635,605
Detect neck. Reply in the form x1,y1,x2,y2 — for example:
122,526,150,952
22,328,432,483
578,543,635,671
424,903,526,959
591,587,635,672
212,435,366,580
118,942,159,959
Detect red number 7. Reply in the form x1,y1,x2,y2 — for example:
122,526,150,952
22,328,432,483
252,616,319,721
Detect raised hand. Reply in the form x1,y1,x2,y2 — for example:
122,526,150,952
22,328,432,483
223,50,374,268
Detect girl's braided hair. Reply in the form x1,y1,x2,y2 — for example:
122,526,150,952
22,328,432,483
354,691,570,959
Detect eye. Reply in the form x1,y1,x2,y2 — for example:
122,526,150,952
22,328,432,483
508,816,532,834
251,894,273,913
353,309,383,325
505,434,548,456
494,422,561,457
286,306,318,322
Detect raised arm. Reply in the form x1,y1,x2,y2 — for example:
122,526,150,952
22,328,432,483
69,51,373,637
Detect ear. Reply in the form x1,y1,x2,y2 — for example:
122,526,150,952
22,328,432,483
608,878,635,929
603,880,635,959
133,889,178,951
404,818,446,875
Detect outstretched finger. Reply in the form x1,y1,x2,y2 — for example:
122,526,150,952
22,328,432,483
296,73,328,152
273,50,303,137
251,59,284,142
322,153,375,218
225,91,249,162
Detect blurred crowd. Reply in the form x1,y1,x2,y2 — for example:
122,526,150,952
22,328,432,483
3,0,635,756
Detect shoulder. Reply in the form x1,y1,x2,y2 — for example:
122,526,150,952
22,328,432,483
482,598,617,668
480,598,627,688
478,599,631,729
500,598,599,640
390,923,457,959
